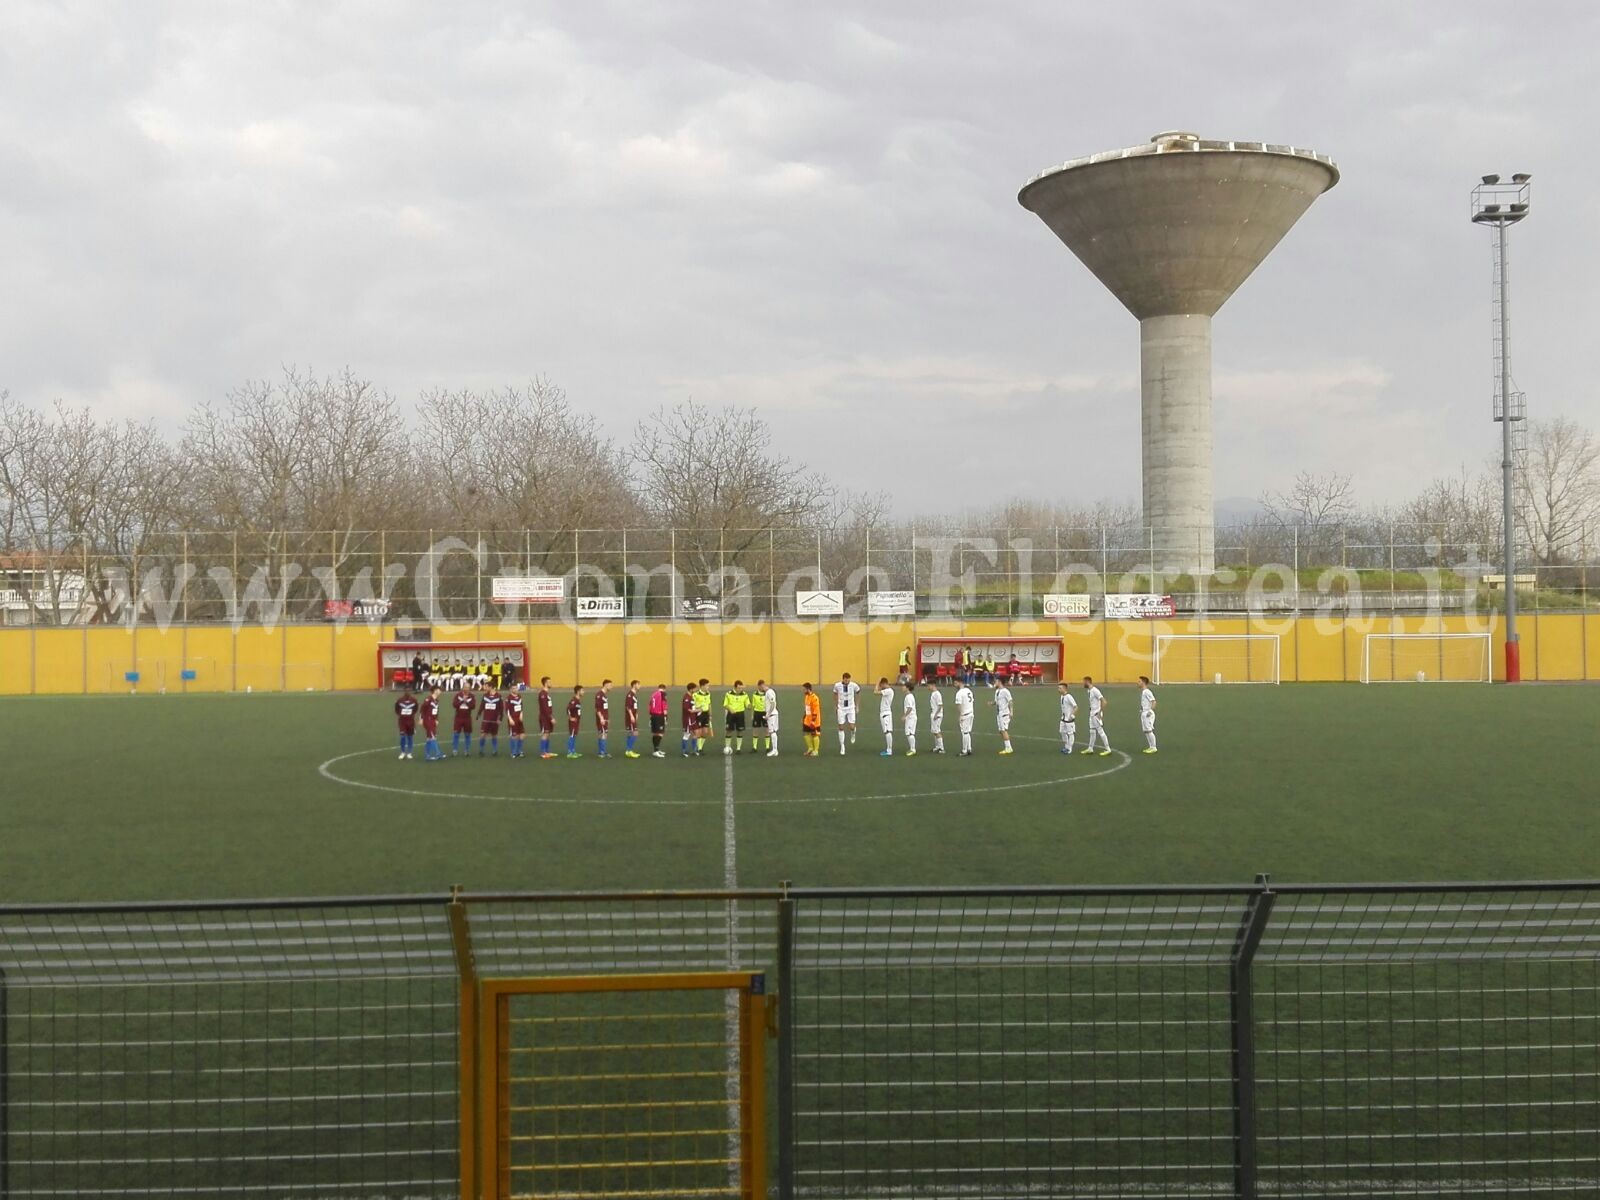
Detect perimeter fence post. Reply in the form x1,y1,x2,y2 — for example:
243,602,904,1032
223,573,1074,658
448,886,480,1200
0,948,8,1200
776,883,797,1200
1231,873,1275,1200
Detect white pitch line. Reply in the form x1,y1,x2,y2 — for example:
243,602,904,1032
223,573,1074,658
317,745,1133,807
722,750,741,1188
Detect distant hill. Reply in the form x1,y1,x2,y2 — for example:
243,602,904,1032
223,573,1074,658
1214,496,1266,525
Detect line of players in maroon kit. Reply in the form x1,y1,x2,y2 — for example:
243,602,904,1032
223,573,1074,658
393,675,648,761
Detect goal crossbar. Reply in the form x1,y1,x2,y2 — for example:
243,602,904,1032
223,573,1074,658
1153,634,1281,685
1362,632,1492,684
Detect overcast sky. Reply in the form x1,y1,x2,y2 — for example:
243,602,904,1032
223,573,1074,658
2,1,1595,515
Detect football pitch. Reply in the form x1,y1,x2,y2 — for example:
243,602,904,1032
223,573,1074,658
2,681,1597,904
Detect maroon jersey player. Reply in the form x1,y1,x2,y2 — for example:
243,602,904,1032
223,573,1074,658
506,690,526,758
394,690,418,760
680,683,696,757
565,686,584,758
536,677,556,759
420,689,442,761
451,687,476,756
595,679,612,758
623,680,640,758
478,689,503,757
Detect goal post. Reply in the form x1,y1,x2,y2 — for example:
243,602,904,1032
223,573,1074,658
1362,632,1492,683
1153,634,1280,684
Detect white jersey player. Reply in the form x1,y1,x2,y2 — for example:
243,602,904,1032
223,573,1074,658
832,673,860,754
1081,676,1111,755
993,682,1014,755
926,681,945,754
1057,683,1078,754
764,683,781,757
901,682,918,756
877,678,896,756
1137,674,1158,754
954,682,975,756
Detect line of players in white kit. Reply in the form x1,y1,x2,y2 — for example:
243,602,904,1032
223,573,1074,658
829,672,1159,758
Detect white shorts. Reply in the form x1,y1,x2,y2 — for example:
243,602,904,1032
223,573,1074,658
930,715,943,734
837,707,855,726
902,719,916,736
1060,720,1076,738
1141,710,1156,733
766,714,779,732
996,714,1011,732
880,714,894,733
959,716,974,734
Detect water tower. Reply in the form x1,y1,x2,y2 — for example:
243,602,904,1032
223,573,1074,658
1019,132,1338,573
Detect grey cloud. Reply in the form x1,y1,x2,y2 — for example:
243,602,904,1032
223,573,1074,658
0,0,1594,513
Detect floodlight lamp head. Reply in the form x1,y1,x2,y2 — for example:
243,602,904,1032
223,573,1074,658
1512,172,1531,183
1482,174,1500,185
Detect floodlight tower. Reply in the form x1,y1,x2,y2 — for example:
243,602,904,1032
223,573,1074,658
1019,132,1338,574
1470,172,1532,682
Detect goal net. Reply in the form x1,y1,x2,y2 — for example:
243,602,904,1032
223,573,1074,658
1154,635,1281,684
1362,632,1492,683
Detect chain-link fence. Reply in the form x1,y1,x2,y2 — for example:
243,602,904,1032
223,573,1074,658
3,882,1600,1198
3,523,1595,626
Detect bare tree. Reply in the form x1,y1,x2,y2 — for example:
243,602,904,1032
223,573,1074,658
180,368,412,616
1395,468,1501,566
628,399,834,583
1516,417,1600,566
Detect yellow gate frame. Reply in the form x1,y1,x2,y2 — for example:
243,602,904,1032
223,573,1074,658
461,971,771,1200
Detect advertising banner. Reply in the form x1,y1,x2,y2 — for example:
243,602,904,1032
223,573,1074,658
866,591,916,617
1105,593,1177,619
1041,593,1092,618
795,590,845,616
575,596,627,619
492,576,566,604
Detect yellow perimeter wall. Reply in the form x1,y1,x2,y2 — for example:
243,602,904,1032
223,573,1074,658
0,615,1595,694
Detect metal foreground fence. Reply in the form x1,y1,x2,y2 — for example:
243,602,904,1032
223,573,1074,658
3,881,1600,1199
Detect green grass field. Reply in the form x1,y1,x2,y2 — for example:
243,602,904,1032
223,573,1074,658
2,681,1597,903
4,682,1599,1197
